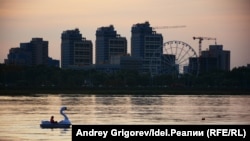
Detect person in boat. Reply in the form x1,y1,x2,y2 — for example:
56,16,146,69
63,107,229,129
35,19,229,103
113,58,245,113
50,116,57,123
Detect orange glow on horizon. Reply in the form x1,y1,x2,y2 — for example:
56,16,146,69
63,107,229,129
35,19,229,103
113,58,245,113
0,0,249,68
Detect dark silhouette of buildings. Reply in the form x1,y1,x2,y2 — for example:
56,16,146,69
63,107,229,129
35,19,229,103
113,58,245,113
189,44,230,74
59,22,231,75
4,38,59,67
5,47,32,66
201,45,230,71
4,21,231,75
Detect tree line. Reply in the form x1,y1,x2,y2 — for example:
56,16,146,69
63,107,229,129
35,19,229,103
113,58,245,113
0,64,249,91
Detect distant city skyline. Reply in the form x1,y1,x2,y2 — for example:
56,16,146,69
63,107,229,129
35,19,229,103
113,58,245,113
1,0,249,69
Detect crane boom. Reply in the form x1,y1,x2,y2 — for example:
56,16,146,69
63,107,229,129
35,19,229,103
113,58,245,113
193,36,217,57
153,25,186,29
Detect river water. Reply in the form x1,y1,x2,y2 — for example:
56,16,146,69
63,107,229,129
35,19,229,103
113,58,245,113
0,94,249,141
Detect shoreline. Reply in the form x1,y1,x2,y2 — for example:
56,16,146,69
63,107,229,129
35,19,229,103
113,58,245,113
0,87,250,95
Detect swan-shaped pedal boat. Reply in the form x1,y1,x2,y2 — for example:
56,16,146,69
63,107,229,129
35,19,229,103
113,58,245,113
40,106,71,128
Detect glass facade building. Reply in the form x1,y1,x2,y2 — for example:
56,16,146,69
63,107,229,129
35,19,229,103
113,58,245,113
61,28,92,68
131,21,163,74
95,25,127,64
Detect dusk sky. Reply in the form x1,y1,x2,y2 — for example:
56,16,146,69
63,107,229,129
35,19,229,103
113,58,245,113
0,0,249,69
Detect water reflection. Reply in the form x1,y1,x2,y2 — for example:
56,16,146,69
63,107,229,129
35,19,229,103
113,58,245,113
130,95,163,105
0,94,250,141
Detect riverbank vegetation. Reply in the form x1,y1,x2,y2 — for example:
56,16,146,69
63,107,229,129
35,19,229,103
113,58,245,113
0,64,249,95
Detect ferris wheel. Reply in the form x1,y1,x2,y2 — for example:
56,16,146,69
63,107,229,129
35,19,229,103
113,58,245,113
150,40,199,77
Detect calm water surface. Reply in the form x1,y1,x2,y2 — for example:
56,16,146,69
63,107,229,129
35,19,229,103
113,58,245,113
0,94,250,141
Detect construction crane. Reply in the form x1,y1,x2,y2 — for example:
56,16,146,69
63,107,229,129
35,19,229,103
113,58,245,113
193,36,217,57
152,25,186,43
153,25,186,30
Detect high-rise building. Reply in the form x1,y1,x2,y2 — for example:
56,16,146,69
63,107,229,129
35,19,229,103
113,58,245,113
24,38,49,66
131,21,163,74
61,28,93,68
109,38,127,58
201,45,230,71
5,38,51,66
73,38,93,66
95,25,127,64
